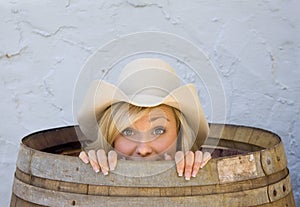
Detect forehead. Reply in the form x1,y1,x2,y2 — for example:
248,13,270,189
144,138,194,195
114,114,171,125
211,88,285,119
143,105,177,122
149,105,174,115
110,104,177,130
130,105,176,124
132,105,176,131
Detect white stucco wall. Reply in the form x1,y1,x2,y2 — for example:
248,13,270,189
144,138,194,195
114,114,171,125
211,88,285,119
1,0,299,206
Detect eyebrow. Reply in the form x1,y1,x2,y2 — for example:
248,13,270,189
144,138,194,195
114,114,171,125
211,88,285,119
149,116,169,122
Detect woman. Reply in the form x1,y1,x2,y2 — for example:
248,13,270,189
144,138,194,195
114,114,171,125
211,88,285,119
77,58,211,180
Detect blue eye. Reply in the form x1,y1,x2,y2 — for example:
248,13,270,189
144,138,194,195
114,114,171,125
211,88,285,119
121,128,134,136
153,127,165,136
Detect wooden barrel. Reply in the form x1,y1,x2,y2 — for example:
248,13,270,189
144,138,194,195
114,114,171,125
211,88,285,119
10,124,296,207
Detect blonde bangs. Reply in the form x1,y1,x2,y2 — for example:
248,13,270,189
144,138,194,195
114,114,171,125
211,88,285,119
95,103,152,150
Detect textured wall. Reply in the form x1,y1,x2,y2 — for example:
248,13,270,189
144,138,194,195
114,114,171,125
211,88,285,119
1,0,299,206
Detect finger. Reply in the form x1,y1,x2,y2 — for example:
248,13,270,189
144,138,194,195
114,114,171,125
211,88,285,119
97,149,109,175
79,151,89,164
164,153,172,161
88,150,100,173
108,150,118,171
192,150,203,177
175,151,185,177
184,151,194,180
200,152,212,168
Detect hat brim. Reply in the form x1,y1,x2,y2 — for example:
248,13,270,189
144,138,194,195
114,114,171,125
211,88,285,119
77,80,209,147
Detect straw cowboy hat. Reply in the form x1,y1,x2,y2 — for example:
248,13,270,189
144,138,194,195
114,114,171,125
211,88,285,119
77,58,209,148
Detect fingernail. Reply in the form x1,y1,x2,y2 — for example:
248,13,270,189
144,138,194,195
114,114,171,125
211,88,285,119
110,166,115,171
185,172,191,180
103,171,108,175
164,153,172,160
94,168,99,173
192,173,196,177
178,173,183,177
83,158,89,164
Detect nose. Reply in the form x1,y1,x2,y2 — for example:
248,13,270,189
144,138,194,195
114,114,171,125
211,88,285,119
135,142,153,157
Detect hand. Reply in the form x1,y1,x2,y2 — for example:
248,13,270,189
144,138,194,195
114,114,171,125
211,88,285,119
175,151,211,180
79,149,118,175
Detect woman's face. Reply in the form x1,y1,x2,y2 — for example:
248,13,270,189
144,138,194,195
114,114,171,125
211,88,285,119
113,105,178,160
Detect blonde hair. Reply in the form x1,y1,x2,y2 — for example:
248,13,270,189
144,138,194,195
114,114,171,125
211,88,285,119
84,102,197,152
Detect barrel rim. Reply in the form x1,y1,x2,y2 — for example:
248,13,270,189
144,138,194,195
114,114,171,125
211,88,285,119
21,123,282,150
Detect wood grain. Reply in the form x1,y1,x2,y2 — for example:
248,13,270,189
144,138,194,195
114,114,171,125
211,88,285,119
10,124,295,206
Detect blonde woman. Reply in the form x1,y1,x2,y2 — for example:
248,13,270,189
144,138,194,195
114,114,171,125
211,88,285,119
78,58,211,180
